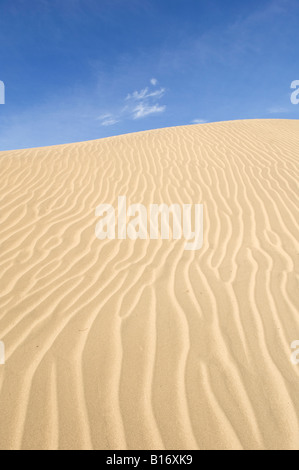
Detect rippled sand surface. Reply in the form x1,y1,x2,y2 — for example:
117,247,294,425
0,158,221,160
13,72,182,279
0,120,298,450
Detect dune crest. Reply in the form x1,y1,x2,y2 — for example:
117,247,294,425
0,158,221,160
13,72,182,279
0,119,298,450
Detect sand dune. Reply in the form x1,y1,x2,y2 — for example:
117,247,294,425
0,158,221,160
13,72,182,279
0,119,298,450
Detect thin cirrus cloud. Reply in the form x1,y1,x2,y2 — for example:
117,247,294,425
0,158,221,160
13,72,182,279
267,106,289,114
191,119,208,124
98,78,166,126
98,114,120,126
133,103,166,119
126,87,166,101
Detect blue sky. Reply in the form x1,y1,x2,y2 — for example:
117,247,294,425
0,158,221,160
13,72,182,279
0,0,298,150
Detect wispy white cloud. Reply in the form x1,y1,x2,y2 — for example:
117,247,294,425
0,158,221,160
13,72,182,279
147,88,165,99
126,86,165,101
126,87,149,101
268,106,289,114
98,78,166,126
191,119,208,124
133,103,166,119
101,118,120,126
97,113,111,120
97,113,120,126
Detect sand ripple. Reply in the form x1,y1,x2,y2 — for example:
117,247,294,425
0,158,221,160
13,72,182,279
0,120,298,450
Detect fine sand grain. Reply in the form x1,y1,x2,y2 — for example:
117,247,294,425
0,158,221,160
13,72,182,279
0,120,298,450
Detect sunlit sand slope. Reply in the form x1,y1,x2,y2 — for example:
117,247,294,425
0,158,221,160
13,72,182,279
0,120,298,450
